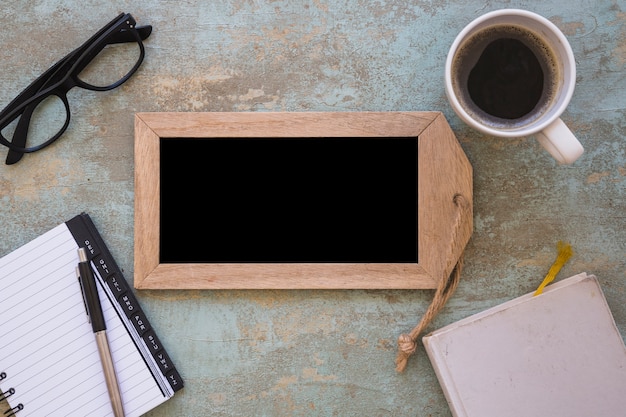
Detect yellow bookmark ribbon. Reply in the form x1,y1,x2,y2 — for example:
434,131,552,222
534,241,573,296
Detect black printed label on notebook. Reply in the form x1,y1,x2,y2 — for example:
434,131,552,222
144,330,162,353
105,274,126,298
130,311,150,335
66,216,102,260
155,350,174,374
167,369,184,391
92,253,114,278
119,293,141,317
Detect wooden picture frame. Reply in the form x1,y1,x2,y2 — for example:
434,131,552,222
134,112,472,290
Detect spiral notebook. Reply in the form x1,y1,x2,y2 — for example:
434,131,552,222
0,213,183,417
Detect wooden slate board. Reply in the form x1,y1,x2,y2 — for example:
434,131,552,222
134,112,472,289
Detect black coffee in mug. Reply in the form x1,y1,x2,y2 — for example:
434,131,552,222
451,24,560,128
468,38,543,119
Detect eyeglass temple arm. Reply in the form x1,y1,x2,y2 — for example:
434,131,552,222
5,106,36,164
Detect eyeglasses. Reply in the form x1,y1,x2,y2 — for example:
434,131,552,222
0,13,152,164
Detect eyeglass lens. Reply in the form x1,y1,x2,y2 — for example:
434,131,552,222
1,96,67,150
78,39,144,88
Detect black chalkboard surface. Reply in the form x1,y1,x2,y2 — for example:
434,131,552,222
160,137,418,263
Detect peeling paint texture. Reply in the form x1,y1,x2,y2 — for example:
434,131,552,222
0,1,625,416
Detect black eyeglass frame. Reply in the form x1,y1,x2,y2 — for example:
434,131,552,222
0,13,151,161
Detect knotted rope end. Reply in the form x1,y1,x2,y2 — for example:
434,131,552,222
396,333,417,373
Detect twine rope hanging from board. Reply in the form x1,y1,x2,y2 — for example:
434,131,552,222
396,193,470,373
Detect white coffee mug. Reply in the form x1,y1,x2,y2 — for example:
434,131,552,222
445,9,584,164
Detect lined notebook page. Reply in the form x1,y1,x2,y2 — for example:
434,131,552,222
0,223,167,417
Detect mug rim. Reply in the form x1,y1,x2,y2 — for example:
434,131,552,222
445,8,576,137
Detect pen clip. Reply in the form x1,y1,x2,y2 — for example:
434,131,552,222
76,265,91,324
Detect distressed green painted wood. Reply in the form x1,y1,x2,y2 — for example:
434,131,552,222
0,1,624,416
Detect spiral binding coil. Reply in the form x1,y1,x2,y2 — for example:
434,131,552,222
0,372,23,416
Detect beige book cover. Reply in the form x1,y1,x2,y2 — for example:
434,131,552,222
423,272,626,417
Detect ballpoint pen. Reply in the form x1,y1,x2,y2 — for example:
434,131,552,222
77,247,125,417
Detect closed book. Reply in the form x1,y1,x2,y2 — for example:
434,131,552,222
423,272,626,417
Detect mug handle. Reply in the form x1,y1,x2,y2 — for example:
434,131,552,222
535,118,584,164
